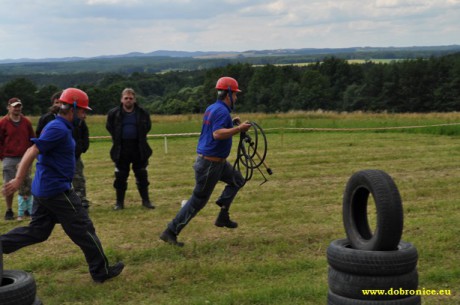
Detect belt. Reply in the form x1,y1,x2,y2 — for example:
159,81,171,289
198,154,226,163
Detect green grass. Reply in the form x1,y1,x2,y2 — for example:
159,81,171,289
2,112,459,305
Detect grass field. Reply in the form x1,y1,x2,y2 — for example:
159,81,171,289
1,112,459,305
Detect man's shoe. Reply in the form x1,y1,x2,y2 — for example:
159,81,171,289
4,209,14,220
113,203,124,210
142,200,155,209
160,229,184,247
215,209,238,228
93,262,125,283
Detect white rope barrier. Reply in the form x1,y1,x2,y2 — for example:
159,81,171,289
90,122,460,140
90,123,459,153
264,122,460,132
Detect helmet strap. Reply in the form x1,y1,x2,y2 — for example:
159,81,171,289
72,101,80,126
228,86,234,110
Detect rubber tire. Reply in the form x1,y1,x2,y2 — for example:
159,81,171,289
328,267,418,301
328,290,422,305
327,239,418,276
0,270,37,305
343,169,404,251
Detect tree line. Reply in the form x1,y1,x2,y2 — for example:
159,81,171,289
1,53,460,116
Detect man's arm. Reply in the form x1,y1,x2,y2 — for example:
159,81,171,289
0,123,4,160
2,144,39,197
213,121,251,140
106,110,114,136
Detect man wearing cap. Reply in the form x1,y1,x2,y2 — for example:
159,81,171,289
1,88,124,283
0,98,35,220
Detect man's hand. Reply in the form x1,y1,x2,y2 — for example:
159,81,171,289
232,117,242,126
2,178,21,197
238,121,252,133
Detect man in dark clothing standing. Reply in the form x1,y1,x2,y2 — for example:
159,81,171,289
35,91,62,137
1,88,124,283
106,88,154,210
72,110,90,209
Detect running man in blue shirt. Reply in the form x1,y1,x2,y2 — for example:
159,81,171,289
1,88,124,283
160,77,252,247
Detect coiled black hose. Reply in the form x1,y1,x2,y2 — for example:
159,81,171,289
233,122,272,186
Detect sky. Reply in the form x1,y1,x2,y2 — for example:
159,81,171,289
0,0,459,60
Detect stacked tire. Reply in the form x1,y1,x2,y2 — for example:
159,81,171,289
0,241,42,305
327,170,421,305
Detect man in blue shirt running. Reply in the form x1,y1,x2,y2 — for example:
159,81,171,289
160,77,252,247
1,88,124,283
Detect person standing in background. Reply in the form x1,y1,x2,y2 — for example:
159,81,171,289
0,98,35,220
106,88,155,210
17,169,33,221
72,111,90,210
35,91,62,137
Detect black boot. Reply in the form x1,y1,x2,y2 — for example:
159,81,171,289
138,187,155,209
215,208,238,228
113,188,125,210
160,228,184,247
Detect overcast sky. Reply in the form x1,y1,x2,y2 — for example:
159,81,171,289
0,0,459,60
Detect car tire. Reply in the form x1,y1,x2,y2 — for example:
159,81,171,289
327,239,418,276
328,267,418,300
0,270,37,305
343,169,404,251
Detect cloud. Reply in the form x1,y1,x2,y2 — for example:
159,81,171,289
0,0,459,59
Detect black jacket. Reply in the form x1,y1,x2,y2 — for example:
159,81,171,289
36,112,57,137
106,103,152,163
74,119,89,159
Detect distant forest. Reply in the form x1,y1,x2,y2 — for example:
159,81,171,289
1,52,460,115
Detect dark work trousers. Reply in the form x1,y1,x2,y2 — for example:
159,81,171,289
167,156,245,235
114,140,150,192
0,190,110,279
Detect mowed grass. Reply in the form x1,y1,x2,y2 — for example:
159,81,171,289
1,112,459,305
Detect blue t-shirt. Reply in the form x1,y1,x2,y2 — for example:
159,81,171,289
31,116,76,197
196,100,233,158
122,111,138,140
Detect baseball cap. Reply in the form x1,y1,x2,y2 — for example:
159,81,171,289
8,98,22,107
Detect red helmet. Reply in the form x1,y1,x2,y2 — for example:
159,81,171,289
215,77,242,92
59,88,92,110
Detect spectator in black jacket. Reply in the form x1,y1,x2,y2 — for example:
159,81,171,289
72,112,90,209
106,88,154,210
36,91,91,209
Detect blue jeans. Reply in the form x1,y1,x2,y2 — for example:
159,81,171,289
168,156,245,235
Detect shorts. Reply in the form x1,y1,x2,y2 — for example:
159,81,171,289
2,157,22,183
